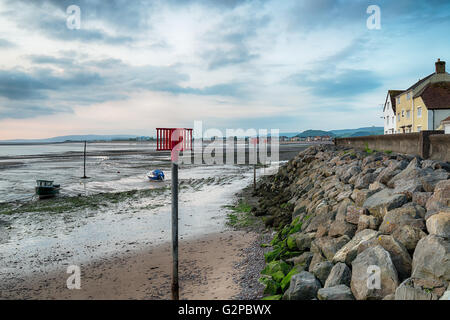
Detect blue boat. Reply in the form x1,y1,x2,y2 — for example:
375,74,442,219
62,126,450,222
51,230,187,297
147,169,165,181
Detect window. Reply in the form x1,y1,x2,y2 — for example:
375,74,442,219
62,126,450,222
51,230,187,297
386,116,389,125
402,110,405,117
417,126,422,132
396,97,400,104
397,113,400,121
406,110,410,119
407,92,411,100
417,107,422,118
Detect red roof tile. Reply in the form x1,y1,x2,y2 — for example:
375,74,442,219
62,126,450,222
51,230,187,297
419,82,450,110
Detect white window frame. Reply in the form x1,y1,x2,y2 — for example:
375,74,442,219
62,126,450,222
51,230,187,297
417,107,422,118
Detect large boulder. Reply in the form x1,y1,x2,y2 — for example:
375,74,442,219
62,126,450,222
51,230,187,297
357,235,412,281
426,211,450,238
310,261,333,286
392,225,427,252
329,219,357,238
317,285,355,300
304,208,336,233
293,232,315,252
346,206,366,225
332,229,379,265
325,262,351,288
354,172,377,189
312,235,350,261
412,235,450,285
351,245,399,300
282,271,322,300
426,180,450,214
379,206,425,234
440,291,450,300
420,169,449,192
362,189,407,218
395,278,441,300
412,192,433,207
357,214,380,232
387,158,426,189
286,252,314,269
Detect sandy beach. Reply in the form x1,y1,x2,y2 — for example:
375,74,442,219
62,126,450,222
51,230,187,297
1,230,268,300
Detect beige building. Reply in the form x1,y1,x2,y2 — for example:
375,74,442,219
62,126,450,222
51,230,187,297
395,59,450,133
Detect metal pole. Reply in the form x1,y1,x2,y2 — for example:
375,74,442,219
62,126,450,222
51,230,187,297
254,164,256,191
83,141,87,178
171,160,179,300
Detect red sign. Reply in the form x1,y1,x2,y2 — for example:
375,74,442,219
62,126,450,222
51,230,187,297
156,128,193,151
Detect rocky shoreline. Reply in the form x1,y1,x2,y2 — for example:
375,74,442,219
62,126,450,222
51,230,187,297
249,144,449,300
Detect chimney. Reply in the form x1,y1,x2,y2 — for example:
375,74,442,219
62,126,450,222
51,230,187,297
435,58,446,74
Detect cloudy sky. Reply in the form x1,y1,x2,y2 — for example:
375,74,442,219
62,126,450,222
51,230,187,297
0,0,449,139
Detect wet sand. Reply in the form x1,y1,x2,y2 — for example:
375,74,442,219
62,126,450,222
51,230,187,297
0,230,261,300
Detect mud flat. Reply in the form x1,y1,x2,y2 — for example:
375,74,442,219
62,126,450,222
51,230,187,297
0,230,260,300
0,142,310,299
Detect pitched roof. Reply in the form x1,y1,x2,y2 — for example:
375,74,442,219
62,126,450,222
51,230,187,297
384,90,404,113
405,73,435,92
418,82,450,110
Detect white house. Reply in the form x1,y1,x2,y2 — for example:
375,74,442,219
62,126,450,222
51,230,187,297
440,116,450,134
383,90,404,134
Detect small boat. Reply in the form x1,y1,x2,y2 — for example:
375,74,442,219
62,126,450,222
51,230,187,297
35,180,60,199
147,169,165,181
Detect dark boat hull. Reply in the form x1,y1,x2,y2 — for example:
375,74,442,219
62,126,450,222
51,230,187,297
35,186,60,199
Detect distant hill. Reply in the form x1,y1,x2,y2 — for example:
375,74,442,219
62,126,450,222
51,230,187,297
293,127,384,138
0,134,146,143
331,127,384,138
295,130,334,138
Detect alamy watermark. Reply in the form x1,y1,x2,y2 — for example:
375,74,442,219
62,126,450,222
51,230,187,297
170,121,280,176
66,265,81,289
66,5,81,30
367,265,381,290
366,5,381,30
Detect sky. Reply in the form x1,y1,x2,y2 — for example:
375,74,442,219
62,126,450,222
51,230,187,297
0,0,449,139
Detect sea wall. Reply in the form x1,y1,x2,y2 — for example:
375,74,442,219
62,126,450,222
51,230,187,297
252,144,450,300
334,131,448,161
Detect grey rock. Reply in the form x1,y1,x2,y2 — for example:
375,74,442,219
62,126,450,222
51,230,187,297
412,235,450,284
379,206,425,234
312,235,350,261
357,235,412,281
294,232,315,252
395,278,439,300
332,229,379,265
440,290,450,300
355,173,377,189
426,180,450,214
329,219,357,238
357,214,380,232
283,271,322,300
387,159,426,189
392,225,427,252
304,209,336,233
412,192,433,207
311,261,333,286
309,252,326,273
346,205,365,225
362,188,407,218
286,252,314,269
426,211,450,238
351,245,399,300
325,262,351,288
317,285,354,300
420,169,449,192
